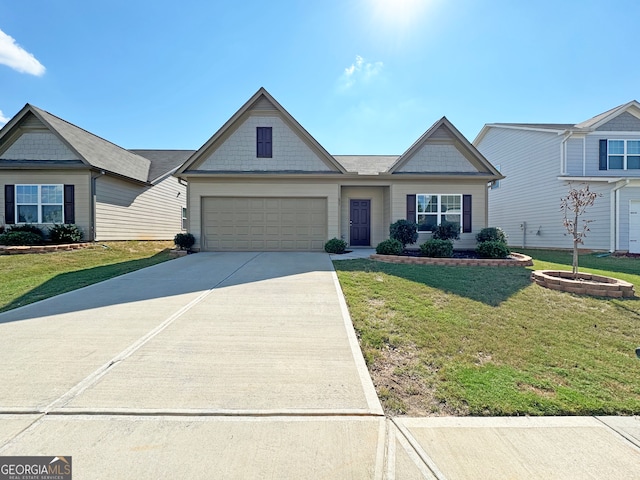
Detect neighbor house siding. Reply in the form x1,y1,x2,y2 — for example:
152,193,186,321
478,128,611,250
0,132,80,161
0,170,91,238
340,186,386,247
197,115,333,172
187,178,339,250
596,112,640,131
390,181,487,250
95,174,186,240
585,134,640,177
565,137,584,176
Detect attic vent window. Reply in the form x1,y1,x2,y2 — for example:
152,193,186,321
256,127,272,158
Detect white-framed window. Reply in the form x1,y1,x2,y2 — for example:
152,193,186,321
181,207,187,230
15,184,64,223
416,194,462,232
608,140,640,170
491,164,501,189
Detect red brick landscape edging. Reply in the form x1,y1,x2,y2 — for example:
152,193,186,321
0,243,93,255
531,270,635,298
369,252,533,267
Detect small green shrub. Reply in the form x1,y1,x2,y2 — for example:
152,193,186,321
476,227,507,244
0,231,44,246
49,224,83,244
432,221,460,241
420,239,453,257
389,219,418,247
174,232,195,250
376,238,403,255
324,237,347,254
6,224,44,237
476,240,510,259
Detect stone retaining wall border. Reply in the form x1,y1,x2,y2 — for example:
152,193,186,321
0,243,93,255
369,252,533,267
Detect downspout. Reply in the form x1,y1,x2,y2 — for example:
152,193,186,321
90,170,105,241
610,179,629,252
560,131,573,175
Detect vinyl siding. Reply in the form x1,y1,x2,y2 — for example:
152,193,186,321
396,144,479,173
0,132,80,160
585,134,640,177
197,115,334,172
1,170,90,238
478,127,611,250
95,174,186,240
596,112,640,131
565,137,584,176
390,181,488,250
187,178,339,250
340,186,387,247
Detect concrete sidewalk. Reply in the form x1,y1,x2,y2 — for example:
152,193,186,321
1,252,639,478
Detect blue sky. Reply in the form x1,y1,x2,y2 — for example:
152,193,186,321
0,0,638,154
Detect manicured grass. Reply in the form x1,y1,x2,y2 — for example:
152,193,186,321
0,241,174,313
334,250,640,416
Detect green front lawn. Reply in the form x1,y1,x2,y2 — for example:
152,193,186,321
335,250,640,416
0,241,174,313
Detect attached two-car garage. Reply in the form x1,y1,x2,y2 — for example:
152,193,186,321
201,197,327,251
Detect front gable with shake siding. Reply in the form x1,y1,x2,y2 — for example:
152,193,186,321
0,104,187,241
176,88,502,252
474,100,640,253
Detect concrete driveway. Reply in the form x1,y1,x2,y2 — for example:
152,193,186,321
1,251,640,479
0,252,386,478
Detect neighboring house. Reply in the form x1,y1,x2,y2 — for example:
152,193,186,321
176,88,502,251
0,104,189,241
474,101,640,253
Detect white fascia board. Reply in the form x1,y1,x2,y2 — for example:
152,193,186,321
557,176,625,182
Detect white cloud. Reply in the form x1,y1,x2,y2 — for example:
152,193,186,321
0,29,45,76
0,110,9,127
339,55,383,90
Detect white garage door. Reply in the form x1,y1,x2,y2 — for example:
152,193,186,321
202,197,327,251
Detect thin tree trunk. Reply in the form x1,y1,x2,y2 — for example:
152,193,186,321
573,212,579,278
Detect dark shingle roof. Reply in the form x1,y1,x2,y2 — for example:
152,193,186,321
333,155,398,175
130,150,196,182
29,105,152,183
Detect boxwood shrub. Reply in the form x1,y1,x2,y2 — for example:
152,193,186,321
432,221,460,241
420,239,453,258
174,232,195,250
375,238,403,255
6,224,44,237
49,224,83,244
476,240,510,259
389,219,418,247
0,231,44,246
324,237,347,254
476,227,507,244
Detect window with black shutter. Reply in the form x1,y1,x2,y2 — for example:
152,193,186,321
257,127,272,158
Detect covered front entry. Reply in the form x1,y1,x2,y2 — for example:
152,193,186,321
349,199,370,246
201,197,327,251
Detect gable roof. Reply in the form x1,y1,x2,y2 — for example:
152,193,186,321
389,116,501,176
574,100,640,129
0,104,152,183
474,100,640,144
176,87,347,175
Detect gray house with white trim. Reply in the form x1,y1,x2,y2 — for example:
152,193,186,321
0,104,188,241
474,101,640,253
176,88,502,251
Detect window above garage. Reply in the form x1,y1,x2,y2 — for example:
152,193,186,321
257,127,272,158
